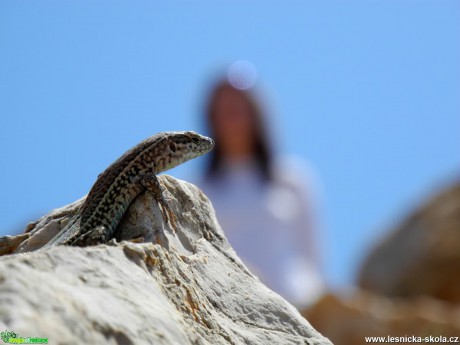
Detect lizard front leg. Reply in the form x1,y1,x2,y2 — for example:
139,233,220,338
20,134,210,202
141,174,178,231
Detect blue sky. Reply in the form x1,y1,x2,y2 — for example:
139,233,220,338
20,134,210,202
1,1,458,289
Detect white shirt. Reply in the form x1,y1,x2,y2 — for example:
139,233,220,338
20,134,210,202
199,157,324,308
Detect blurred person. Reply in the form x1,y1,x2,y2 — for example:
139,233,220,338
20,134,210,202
198,65,325,308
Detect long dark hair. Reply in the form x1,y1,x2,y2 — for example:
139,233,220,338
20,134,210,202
204,80,273,182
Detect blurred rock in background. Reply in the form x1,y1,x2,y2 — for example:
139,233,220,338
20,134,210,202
358,180,460,303
302,180,460,345
303,291,460,345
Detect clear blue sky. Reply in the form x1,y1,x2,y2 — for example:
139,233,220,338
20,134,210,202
1,1,458,289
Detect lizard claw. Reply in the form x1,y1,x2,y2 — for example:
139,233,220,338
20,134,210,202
71,226,110,246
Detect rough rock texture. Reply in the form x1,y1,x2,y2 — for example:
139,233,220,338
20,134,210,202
0,175,331,345
303,291,460,345
358,181,460,303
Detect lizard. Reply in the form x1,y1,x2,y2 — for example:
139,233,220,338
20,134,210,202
42,131,214,248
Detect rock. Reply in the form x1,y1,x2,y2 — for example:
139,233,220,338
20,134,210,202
358,181,460,303
13,197,85,253
302,291,460,345
0,175,331,345
0,233,30,255
300,181,460,344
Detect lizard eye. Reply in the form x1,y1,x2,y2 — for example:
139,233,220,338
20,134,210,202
169,143,176,152
192,137,199,143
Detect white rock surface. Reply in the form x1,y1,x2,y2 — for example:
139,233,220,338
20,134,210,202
0,175,331,345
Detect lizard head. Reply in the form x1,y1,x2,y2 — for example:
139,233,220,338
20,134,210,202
156,131,214,172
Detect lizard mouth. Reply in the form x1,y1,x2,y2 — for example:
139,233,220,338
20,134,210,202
205,137,215,151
